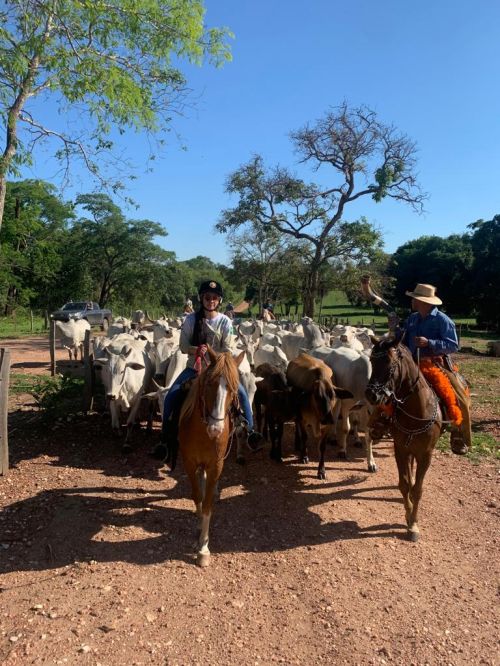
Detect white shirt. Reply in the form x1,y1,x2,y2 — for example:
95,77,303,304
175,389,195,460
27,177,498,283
180,312,234,369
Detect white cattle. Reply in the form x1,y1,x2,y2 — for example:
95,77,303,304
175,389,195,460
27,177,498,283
235,323,260,367
280,332,308,362
253,344,288,374
301,317,326,349
108,316,132,337
330,333,365,353
94,337,154,448
310,346,376,472
55,319,91,361
152,337,178,382
259,332,281,348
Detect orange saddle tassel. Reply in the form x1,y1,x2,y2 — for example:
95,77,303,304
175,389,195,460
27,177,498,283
419,359,463,426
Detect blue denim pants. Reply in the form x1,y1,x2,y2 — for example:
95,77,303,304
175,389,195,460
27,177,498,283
162,367,254,433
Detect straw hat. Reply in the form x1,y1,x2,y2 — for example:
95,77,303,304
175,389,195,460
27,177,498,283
405,283,442,305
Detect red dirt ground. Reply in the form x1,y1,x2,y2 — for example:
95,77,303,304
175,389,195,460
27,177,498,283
0,336,498,665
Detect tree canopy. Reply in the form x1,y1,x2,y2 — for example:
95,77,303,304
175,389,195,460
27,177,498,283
388,235,474,315
216,104,425,317
0,0,232,231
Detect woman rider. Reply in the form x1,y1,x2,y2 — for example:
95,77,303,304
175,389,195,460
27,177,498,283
152,280,264,461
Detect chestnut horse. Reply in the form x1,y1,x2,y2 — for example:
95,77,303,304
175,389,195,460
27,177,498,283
365,336,442,541
178,346,244,567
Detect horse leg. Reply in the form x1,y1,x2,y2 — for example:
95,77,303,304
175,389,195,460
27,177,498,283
394,445,414,533
359,407,377,473
197,468,221,568
317,431,327,480
183,462,204,517
335,406,349,460
406,450,433,542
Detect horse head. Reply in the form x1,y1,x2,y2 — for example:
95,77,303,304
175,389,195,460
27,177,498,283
365,335,405,406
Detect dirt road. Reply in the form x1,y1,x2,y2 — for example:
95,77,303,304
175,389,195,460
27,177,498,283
0,337,498,665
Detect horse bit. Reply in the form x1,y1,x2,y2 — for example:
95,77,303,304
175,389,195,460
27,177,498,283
367,346,439,445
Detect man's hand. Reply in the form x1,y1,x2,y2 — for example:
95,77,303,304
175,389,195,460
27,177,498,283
415,336,429,348
197,344,208,355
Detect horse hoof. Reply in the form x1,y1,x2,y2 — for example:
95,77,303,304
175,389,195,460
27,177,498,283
408,530,420,542
149,444,168,461
301,456,309,464
368,463,378,473
317,470,326,480
197,552,210,567
236,455,246,466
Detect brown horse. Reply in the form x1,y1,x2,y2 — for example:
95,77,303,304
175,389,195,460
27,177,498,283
178,346,245,567
365,336,442,541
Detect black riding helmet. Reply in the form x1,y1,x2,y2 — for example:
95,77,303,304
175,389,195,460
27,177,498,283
198,280,224,300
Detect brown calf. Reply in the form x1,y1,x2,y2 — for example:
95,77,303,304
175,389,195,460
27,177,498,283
286,353,352,479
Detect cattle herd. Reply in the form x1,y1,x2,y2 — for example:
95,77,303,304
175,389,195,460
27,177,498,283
54,312,379,476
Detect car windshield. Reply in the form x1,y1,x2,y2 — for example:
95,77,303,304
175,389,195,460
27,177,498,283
62,302,87,311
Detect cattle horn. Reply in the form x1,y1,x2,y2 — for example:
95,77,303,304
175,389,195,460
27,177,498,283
360,275,397,318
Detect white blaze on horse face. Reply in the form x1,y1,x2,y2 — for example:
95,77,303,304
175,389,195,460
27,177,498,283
206,376,229,439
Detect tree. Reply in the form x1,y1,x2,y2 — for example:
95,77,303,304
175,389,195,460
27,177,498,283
468,215,500,329
388,235,474,315
0,179,74,313
217,104,425,317
0,1,232,233
223,221,299,310
71,193,170,307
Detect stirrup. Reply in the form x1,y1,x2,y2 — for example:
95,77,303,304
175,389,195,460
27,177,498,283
247,430,265,452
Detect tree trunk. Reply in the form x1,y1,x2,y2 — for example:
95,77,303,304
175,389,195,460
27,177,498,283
0,176,7,235
302,267,320,319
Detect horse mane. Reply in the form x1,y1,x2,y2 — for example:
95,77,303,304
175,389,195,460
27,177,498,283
180,352,240,423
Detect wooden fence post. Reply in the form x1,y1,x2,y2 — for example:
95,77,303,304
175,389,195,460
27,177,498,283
49,319,56,376
30,309,34,333
83,330,94,414
0,348,11,475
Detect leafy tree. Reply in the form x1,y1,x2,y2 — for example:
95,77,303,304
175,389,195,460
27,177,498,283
181,255,229,306
0,0,232,233
223,221,298,310
0,179,74,313
70,193,170,307
388,235,474,315
217,103,424,317
468,215,500,329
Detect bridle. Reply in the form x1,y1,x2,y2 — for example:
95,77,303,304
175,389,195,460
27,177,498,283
368,343,440,445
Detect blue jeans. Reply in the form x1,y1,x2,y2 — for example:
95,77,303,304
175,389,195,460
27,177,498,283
162,367,254,433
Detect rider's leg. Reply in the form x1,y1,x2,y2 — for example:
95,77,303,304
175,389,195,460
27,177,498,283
237,383,264,452
443,368,472,455
151,368,196,460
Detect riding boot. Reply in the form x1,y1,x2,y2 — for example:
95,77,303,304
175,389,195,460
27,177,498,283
150,418,179,466
247,429,265,452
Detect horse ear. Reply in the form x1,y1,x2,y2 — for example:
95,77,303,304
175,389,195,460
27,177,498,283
206,345,218,365
370,335,379,345
235,350,246,367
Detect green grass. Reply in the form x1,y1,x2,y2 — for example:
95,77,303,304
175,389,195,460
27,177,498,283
436,432,499,464
10,373,85,421
0,313,47,338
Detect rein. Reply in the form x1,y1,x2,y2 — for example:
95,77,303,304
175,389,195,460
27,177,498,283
369,345,440,445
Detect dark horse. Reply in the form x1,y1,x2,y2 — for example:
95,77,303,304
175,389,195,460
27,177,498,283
365,336,442,541
178,346,244,567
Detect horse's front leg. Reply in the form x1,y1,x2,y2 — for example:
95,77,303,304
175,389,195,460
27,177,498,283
197,466,222,568
317,430,327,480
394,445,414,533
407,448,433,542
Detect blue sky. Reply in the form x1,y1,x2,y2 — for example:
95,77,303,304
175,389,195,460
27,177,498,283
21,0,500,264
